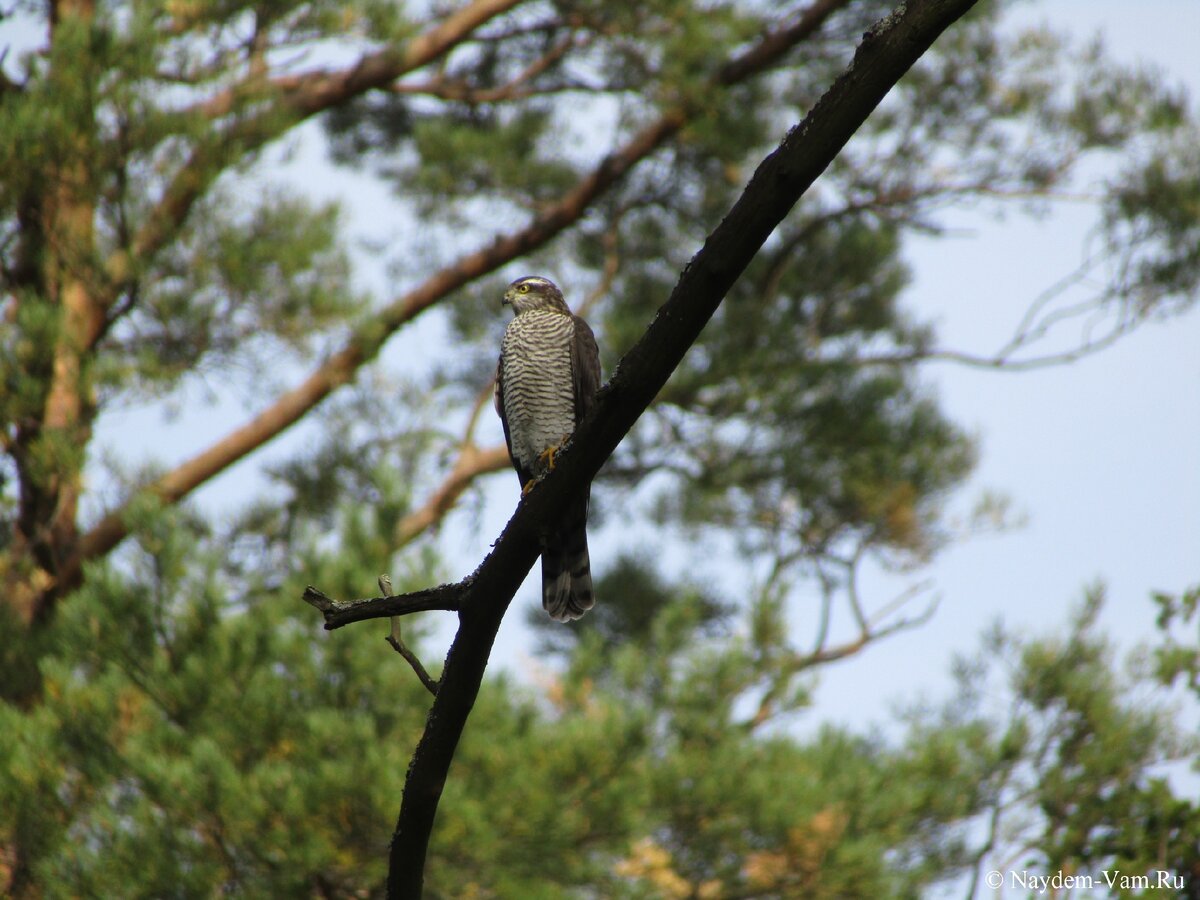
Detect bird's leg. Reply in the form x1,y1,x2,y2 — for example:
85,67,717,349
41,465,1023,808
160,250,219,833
537,442,561,471
537,433,572,471
524,435,571,496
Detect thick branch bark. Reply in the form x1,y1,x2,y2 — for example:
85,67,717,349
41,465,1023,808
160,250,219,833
69,0,849,592
363,1,981,895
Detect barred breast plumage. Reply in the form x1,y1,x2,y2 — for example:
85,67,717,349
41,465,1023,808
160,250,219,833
500,309,577,476
495,275,601,623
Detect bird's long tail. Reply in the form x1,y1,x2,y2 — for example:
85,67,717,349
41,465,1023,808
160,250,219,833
541,491,594,622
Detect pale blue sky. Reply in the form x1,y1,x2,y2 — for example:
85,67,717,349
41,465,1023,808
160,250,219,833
812,0,1200,729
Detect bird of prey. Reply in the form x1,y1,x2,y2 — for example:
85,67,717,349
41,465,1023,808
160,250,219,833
495,275,601,621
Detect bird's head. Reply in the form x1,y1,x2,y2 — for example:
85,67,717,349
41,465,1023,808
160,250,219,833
502,275,568,315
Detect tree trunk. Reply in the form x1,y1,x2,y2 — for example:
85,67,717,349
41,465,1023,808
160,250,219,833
5,0,100,628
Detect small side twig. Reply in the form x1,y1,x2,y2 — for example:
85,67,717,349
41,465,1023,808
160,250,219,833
301,581,463,629
381,575,439,697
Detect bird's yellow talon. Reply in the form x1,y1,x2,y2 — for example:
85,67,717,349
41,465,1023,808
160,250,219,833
538,443,561,470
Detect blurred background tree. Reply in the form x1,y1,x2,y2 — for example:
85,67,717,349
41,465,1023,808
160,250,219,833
0,0,1197,895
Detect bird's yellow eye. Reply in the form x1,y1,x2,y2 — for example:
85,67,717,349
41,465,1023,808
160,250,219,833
518,283,530,293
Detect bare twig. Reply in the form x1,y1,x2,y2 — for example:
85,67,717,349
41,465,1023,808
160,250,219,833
379,575,440,696
387,637,440,696
854,320,1132,372
744,561,938,731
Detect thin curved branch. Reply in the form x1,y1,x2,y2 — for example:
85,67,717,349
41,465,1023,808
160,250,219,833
854,314,1133,372
393,443,510,548
379,574,442,697
744,560,937,731
386,630,441,696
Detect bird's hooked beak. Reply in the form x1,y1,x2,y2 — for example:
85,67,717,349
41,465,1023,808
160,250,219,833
501,289,512,307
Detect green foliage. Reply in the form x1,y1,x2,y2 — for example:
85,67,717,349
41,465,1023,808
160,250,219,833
0,293,60,424
324,92,414,162
1106,137,1200,309
96,188,365,398
2,0,1200,895
406,106,581,213
924,589,1200,892
2,452,1197,896
0,464,444,895
1154,584,1200,692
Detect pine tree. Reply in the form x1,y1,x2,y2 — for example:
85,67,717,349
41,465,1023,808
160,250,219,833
1,0,1198,895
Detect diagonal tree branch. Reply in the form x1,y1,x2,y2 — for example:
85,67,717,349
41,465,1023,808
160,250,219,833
197,0,526,122
307,0,981,894
112,0,525,284
68,0,851,592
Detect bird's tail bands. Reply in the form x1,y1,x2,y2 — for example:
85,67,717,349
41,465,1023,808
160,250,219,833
541,492,594,622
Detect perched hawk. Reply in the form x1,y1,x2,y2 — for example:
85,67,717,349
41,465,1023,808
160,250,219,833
495,275,601,621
